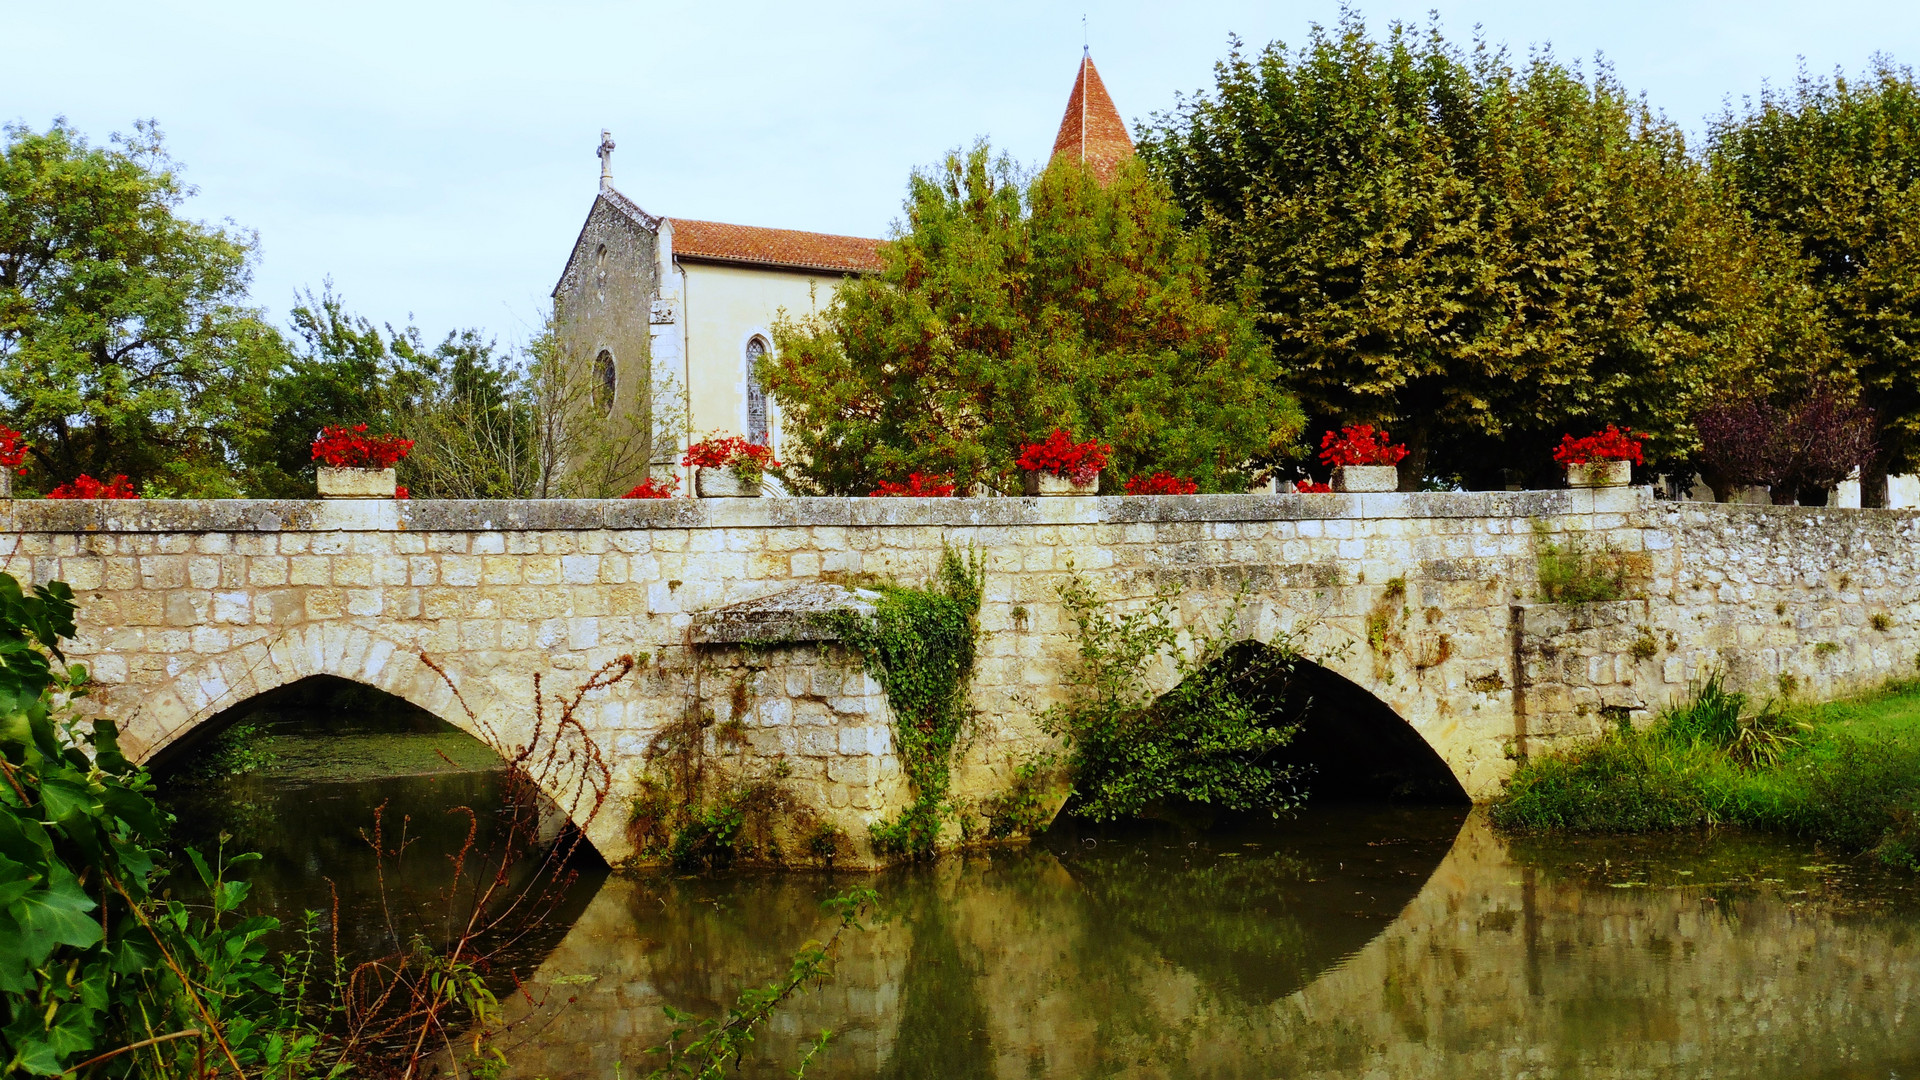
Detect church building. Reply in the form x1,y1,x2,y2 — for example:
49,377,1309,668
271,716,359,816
551,52,1132,492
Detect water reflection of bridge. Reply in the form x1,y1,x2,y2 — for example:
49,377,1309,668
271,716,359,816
503,811,1920,1080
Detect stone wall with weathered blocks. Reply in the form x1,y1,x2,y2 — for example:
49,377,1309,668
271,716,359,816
2,488,1917,865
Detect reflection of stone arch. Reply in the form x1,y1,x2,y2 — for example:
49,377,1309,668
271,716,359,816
114,624,613,854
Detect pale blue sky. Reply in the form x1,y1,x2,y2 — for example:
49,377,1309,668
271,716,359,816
11,1,1918,347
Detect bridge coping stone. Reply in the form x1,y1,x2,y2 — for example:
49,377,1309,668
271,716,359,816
0,487,1645,534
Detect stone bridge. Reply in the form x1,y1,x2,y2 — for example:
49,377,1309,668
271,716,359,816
3,488,1915,864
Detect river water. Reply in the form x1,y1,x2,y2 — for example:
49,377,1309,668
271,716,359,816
160,687,1920,1080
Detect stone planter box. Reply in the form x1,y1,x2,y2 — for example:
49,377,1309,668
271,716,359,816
696,467,760,498
1565,459,1632,488
0,471,10,499
1022,470,1100,497
317,467,396,498
1332,465,1398,493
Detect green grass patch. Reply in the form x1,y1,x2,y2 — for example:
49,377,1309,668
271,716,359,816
1493,675,1920,870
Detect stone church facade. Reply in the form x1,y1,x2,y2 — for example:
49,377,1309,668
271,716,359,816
551,136,883,491
551,54,1133,492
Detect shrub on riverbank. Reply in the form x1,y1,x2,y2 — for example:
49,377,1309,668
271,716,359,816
1494,675,1920,869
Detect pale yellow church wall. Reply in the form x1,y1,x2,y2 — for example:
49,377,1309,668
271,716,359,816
677,260,847,452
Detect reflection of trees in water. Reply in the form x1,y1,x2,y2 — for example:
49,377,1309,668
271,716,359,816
1060,843,1319,1006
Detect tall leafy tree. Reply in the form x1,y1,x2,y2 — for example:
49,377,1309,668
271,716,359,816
0,120,285,496
1710,60,1920,503
765,145,1300,495
1138,16,1825,489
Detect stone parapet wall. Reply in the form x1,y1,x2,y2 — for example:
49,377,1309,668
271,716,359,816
3,487,1916,863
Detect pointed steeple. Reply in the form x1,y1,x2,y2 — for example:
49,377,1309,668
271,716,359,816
1050,53,1134,182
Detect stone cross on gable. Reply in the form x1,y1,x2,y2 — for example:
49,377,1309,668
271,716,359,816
597,130,616,192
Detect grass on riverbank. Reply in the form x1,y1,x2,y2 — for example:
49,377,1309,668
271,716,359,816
1493,675,1920,869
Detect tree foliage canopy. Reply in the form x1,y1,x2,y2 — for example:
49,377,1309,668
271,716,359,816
1710,59,1920,490
765,145,1300,494
0,121,283,495
1138,15,1829,488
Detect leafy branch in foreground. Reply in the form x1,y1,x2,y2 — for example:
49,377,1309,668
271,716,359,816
0,573,298,1079
636,888,879,1079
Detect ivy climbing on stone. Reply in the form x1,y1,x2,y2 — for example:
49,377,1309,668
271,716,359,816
820,544,985,857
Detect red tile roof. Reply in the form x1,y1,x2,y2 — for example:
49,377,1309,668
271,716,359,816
669,218,885,274
1051,55,1135,182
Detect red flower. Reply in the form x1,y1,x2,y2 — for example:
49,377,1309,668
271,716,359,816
1552,425,1645,466
0,426,29,470
1016,429,1111,484
1294,480,1333,493
1318,425,1408,467
312,424,414,469
394,486,410,500
46,474,138,500
1123,472,1198,495
621,475,682,499
682,434,780,473
871,473,957,497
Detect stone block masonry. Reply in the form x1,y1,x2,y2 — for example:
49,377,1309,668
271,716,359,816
3,488,1916,866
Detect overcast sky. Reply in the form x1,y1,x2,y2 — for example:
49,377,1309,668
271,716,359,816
12,1,1919,350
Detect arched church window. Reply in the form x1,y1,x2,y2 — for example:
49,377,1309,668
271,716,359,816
745,337,770,445
595,350,616,415
593,244,608,295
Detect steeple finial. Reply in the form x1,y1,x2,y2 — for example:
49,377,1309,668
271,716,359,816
597,130,616,193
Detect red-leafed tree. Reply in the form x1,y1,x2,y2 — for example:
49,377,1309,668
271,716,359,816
1696,389,1876,504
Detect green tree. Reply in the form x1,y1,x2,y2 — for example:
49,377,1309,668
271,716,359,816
241,285,545,499
1138,16,1823,489
765,145,1300,495
1710,60,1920,503
0,120,285,496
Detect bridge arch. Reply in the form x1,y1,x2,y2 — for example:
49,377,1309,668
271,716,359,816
110,623,618,856
113,622,505,764
1137,630,1471,809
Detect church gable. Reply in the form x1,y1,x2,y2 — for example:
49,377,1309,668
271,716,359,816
552,191,661,302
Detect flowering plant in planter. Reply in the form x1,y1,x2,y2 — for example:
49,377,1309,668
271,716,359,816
1553,425,1645,488
1318,424,1408,467
1552,425,1645,466
683,434,780,486
0,426,28,474
871,473,956,497
1016,429,1110,484
47,474,137,499
311,424,414,469
1293,480,1333,493
621,475,681,499
1123,472,1198,495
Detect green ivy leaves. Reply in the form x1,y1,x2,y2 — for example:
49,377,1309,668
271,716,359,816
824,547,984,858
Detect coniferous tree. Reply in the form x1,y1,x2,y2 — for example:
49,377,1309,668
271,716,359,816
765,145,1300,495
